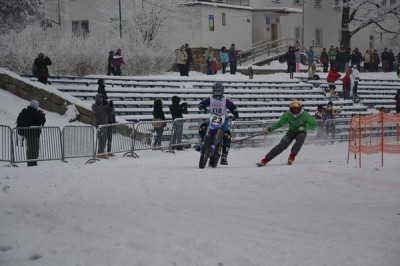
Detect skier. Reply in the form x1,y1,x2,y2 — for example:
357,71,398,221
198,82,239,165
257,100,317,166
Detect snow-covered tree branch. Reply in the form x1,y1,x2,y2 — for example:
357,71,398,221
0,0,46,34
340,0,400,49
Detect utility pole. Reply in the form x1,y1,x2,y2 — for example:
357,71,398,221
119,0,122,38
302,0,305,45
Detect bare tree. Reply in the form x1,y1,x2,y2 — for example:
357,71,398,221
340,0,400,49
129,0,186,45
0,0,46,34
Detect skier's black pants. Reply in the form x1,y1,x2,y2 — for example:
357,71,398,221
265,131,306,161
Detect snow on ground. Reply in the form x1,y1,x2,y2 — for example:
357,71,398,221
1,71,400,266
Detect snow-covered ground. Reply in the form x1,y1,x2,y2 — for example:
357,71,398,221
1,70,400,266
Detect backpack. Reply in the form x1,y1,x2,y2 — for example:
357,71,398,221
16,108,30,136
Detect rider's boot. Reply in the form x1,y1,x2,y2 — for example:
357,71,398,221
220,152,228,165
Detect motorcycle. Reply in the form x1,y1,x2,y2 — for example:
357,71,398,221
198,113,226,169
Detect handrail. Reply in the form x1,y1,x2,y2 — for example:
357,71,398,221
238,38,304,66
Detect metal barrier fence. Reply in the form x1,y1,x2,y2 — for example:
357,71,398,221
63,125,96,160
0,125,13,164
12,127,63,165
0,117,362,166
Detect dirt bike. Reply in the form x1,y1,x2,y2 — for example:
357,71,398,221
198,113,226,169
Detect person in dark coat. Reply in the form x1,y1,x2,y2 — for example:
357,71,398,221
153,98,166,149
19,100,46,166
97,79,108,99
285,46,296,79
169,96,188,150
184,43,193,76
107,50,115,75
112,48,125,76
106,100,116,156
228,43,238,74
92,93,113,157
32,53,52,84
394,89,400,114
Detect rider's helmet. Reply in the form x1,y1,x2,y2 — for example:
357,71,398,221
212,82,224,99
289,99,302,115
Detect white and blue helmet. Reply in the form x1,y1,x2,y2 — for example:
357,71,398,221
212,82,224,99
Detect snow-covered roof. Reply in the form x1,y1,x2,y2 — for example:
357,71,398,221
186,1,302,14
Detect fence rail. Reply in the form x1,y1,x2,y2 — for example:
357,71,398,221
2,117,390,166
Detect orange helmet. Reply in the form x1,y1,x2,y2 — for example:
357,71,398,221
290,100,302,115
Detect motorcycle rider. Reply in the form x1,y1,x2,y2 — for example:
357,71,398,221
198,82,239,165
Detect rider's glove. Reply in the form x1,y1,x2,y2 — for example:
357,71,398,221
233,112,239,121
264,128,270,135
198,104,205,110
298,126,305,132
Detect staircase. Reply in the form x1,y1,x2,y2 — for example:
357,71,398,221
238,38,305,66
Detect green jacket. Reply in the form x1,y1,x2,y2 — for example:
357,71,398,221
268,110,318,133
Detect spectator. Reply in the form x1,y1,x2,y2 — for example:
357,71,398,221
324,101,342,141
351,48,363,71
388,49,395,72
32,53,52,85
328,45,336,69
381,48,389,72
327,67,341,98
204,46,214,75
320,48,329,72
363,49,371,72
16,100,46,166
105,100,116,156
176,45,188,76
112,48,125,76
228,43,238,74
211,58,218,74
351,65,360,99
220,46,229,74
169,96,188,150
285,46,296,79
92,93,113,158
334,47,340,70
394,89,400,114
257,100,317,166
295,48,301,73
107,50,115,75
97,79,108,99
308,62,316,80
184,43,193,76
306,45,314,66
314,104,325,139
342,68,352,100
371,50,380,72
152,98,166,149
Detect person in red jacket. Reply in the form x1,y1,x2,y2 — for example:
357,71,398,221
327,67,341,98
342,69,352,100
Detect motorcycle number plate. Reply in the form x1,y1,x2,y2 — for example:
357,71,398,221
209,114,225,127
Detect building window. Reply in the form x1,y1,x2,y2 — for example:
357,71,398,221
72,20,89,37
222,13,226,26
295,27,302,42
209,15,214,31
272,0,280,3
390,0,396,4
293,0,302,6
381,0,387,5
314,0,322,8
315,28,322,46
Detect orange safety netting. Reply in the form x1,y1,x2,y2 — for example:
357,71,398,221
348,113,400,167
